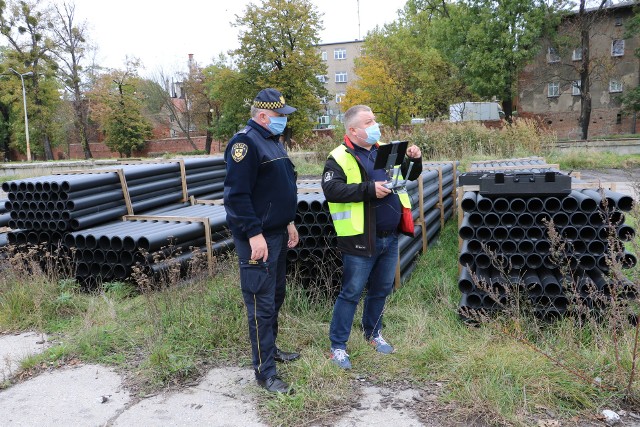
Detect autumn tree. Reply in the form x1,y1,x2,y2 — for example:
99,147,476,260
203,56,255,147
90,60,152,157
0,0,63,160
49,1,94,159
232,0,327,146
345,19,470,129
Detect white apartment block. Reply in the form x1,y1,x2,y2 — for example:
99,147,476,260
316,40,364,128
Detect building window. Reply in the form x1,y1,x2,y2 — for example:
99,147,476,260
609,80,623,93
615,16,623,26
548,82,559,97
316,75,327,83
319,96,328,104
336,93,345,103
616,112,622,124
318,115,330,125
547,47,560,63
572,81,581,96
612,39,625,57
321,51,327,61
334,49,347,60
335,72,348,83
572,48,582,61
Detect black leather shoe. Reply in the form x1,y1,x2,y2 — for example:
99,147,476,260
257,375,294,394
275,348,300,363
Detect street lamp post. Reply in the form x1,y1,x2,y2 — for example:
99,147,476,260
9,68,33,162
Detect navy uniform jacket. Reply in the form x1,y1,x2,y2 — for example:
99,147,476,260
223,119,297,240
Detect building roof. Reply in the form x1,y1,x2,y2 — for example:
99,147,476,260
316,40,364,47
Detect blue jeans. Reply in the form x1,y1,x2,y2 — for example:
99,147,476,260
329,234,399,350
234,231,288,381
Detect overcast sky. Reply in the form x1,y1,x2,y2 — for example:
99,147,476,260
60,0,407,75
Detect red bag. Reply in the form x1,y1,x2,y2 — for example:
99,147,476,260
399,206,415,236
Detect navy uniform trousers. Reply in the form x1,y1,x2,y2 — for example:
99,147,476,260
233,230,287,381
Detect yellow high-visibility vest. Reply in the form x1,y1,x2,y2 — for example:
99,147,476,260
328,145,411,236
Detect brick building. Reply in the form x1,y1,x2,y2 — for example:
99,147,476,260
518,2,639,139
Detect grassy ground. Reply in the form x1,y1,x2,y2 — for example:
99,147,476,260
2,137,640,425
1,218,639,426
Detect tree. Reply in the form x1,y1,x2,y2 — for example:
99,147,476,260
49,1,94,159
428,0,563,121
232,0,327,146
90,60,152,157
0,0,63,160
145,69,198,149
344,54,413,130
203,56,255,148
345,19,470,128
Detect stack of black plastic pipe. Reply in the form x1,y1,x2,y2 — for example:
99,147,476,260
458,162,637,319
287,189,342,294
64,204,232,285
2,158,229,283
289,162,457,294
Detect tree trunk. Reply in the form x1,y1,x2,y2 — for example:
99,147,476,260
0,103,10,161
502,97,513,123
578,0,591,141
74,98,92,159
283,127,293,150
579,42,591,140
43,133,54,160
205,110,213,154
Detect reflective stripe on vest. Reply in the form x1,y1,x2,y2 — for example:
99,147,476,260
327,145,412,237
328,146,364,236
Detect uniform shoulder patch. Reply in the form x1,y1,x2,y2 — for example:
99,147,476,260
231,142,248,162
324,171,334,182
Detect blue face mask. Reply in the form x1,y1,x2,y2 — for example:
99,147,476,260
361,123,381,145
267,116,288,135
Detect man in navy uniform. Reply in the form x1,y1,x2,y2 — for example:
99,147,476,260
223,88,300,394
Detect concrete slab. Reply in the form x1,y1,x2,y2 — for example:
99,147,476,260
0,332,48,381
329,385,423,427
0,364,130,426
112,367,265,426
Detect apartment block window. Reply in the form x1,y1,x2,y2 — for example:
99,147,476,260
572,48,582,61
615,16,623,26
612,39,625,57
547,47,560,63
572,80,581,96
609,80,623,93
548,82,559,97
336,92,345,103
319,96,328,104
334,49,347,60
316,74,327,83
335,72,348,83
321,51,327,61
318,115,330,125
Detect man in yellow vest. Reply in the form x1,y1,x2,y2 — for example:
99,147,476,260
322,105,422,369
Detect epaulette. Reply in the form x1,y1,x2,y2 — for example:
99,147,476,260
237,126,251,135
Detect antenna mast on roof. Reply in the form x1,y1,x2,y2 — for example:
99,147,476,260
357,0,361,39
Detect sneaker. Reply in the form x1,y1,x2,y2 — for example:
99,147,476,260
330,348,352,369
369,334,395,354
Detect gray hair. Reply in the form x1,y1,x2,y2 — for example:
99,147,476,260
344,105,372,130
250,106,266,118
